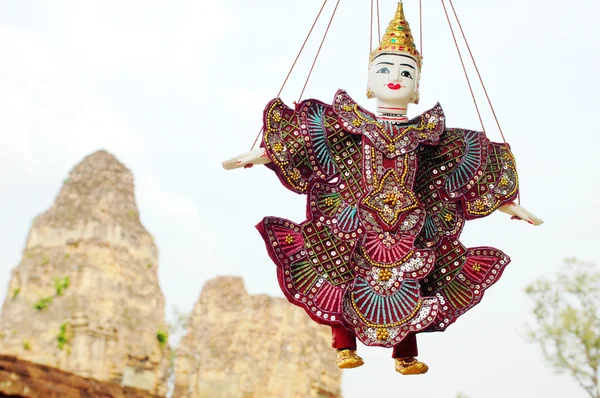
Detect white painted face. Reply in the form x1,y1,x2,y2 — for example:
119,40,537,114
368,53,419,106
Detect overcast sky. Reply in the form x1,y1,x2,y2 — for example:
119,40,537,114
0,0,598,397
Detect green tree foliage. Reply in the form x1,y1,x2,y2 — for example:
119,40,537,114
525,258,600,398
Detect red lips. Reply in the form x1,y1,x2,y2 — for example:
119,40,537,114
387,83,402,90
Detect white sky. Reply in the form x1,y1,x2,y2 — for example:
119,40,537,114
0,0,598,397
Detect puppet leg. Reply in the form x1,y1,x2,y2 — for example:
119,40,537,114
331,325,364,369
392,333,429,375
392,333,418,357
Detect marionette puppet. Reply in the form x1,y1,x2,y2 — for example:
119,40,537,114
223,1,542,375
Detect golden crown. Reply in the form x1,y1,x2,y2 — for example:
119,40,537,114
369,1,422,66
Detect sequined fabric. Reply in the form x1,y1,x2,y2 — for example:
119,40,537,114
257,89,518,348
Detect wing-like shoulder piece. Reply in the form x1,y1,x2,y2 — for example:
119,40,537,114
262,98,341,193
416,128,490,201
415,129,520,243
463,143,519,219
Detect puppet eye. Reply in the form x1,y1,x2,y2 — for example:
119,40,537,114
377,67,390,74
401,70,413,79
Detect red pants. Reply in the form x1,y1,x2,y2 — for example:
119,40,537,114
331,325,418,358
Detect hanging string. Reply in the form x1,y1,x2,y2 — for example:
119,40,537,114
443,0,520,204
250,0,329,150
448,0,506,146
276,0,330,99
370,0,380,51
448,0,519,204
376,0,381,40
370,0,374,52
298,0,342,102
440,0,485,133
419,0,423,55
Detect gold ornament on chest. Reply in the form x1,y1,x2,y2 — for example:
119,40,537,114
383,190,402,207
362,169,419,227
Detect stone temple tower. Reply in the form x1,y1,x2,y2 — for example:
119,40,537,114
173,276,342,398
0,150,170,395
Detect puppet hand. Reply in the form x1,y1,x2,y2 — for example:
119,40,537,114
499,202,544,226
222,148,271,170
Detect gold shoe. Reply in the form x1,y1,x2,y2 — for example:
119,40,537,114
395,357,429,375
336,349,364,369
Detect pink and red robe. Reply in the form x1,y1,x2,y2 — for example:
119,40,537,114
256,89,517,355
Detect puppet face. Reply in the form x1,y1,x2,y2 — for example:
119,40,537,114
368,53,419,107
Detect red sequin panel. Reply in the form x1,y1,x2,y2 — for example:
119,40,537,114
258,217,348,326
426,246,511,332
302,220,356,287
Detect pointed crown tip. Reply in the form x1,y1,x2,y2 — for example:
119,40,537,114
370,1,422,65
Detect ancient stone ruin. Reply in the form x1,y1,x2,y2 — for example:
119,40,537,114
0,150,343,398
0,354,163,398
173,276,342,398
0,150,170,395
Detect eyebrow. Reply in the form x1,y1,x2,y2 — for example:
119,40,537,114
373,52,419,65
375,62,416,70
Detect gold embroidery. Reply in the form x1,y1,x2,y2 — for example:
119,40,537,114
350,295,423,328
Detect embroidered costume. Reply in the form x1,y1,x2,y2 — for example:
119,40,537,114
256,90,517,352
